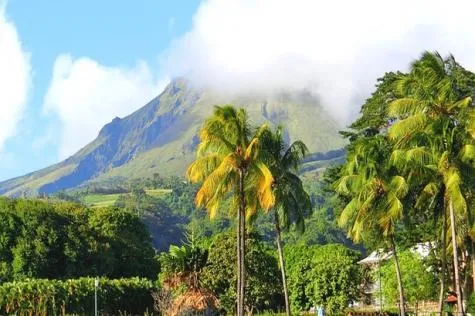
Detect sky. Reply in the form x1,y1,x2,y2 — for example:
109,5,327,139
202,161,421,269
2,0,475,181
0,0,199,180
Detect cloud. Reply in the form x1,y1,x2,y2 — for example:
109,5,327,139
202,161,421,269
43,55,168,159
0,4,31,151
163,0,475,123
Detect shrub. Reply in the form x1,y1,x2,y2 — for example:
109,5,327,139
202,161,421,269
467,292,475,313
0,277,157,314
285,244,362,314
201,231,283,314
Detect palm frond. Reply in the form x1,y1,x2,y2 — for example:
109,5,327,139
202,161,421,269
467,108,475,139
388,98,428,117
186,153,223,183
195,153,238,212
338,198,358,229
444,167,467,216
281,140,308,171
405,146,434,166
437,151,450,173
388,114,428,143
448,96,472,112
255,162,275,211
389,176,409,199
334,175,362,196
459,144,475,167
415,182,440,209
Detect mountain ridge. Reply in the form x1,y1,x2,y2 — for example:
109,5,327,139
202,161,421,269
0,78,345,196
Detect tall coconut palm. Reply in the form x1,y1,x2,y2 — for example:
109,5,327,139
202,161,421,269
186,105,275,316
260,126,311,316
388,51,475,315
390,145,448,313
335,136,409,316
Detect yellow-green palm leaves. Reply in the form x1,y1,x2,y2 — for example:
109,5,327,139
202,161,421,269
187,105,275,316
335,136,408,242
186,105,275,219
388,51,475,234
387,51,475,313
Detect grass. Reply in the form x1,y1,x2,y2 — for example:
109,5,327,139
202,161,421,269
82,189,172,207
83,193,122,208
145,188,173,197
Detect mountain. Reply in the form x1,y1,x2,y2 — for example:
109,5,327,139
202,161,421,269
0,79,345,196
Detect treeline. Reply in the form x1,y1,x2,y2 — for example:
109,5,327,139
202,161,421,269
0,198,158,282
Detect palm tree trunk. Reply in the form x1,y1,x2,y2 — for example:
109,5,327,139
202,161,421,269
236,169,246,316
274,210,291,316
471,240,475,293
391,237,406,316
236,193,242,316
438,213,447,315
449,201,464,315
240,196,246,314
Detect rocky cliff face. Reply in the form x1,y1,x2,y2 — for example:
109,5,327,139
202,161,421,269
0,79,345,196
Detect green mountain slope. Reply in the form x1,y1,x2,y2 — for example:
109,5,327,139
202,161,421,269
0,79,345,196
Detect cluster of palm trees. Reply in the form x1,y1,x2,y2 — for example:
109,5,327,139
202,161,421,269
335,51,475,315
186,106,311,316
185,51,475,315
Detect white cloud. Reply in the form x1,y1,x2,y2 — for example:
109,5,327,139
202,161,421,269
0,4,31,151
163,0,475,123
44,55,168,159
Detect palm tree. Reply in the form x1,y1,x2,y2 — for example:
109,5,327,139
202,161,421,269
260,126,311,316
388,51,475,314
335,136,409,316
390,146,448,313
186,105,275,316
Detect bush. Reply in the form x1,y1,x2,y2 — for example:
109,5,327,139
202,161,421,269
0,277,158,314
285,244,362,314
378,249,437,305
201,231,283,314
467,292,475,313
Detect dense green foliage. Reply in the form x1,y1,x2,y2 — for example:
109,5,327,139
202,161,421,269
309,244,362,313
67,173,351,252
284,245,315,312
285,244,362,314
331,51,475,315
201,231,283,314
378,250,437,305
467,292,475,313
0,277,156,315
0,198,158,281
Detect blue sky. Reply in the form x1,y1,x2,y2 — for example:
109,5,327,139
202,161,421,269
0,0,199,180
1,0,475,182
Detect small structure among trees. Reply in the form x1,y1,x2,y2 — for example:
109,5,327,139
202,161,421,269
357,243,438,314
